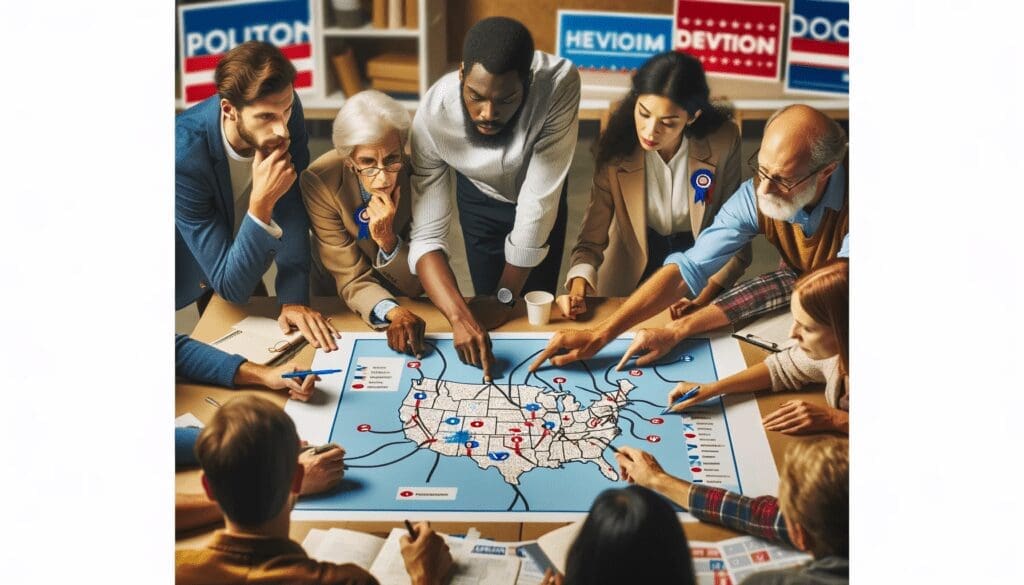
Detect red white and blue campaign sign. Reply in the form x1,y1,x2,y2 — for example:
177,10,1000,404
785,0,849,95
673,0,784,81
178,0,315,106
556,10,674,72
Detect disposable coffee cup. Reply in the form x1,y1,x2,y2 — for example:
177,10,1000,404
524,291,554,326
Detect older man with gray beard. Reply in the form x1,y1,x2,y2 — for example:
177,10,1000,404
530,104,849,372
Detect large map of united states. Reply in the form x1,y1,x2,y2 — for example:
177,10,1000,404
398,377,636,485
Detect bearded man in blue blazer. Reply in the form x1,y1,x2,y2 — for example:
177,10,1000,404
176,41,339,387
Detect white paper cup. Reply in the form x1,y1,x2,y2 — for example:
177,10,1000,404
524,291,554,326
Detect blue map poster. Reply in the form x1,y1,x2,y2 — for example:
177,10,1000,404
287,333,777,521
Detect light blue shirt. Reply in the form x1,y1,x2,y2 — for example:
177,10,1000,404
665,165,849,296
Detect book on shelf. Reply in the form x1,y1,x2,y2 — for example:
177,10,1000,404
367,52,419,81
387,0,403,28
331,46,364,97
371,77,419,93
372,0,388,29
404,0,418,29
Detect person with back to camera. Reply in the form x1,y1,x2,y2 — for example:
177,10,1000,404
664,259,849,435
538,484,697,585
616,437,849,585
300,90,427,356
557,50,750,320
175,395,453,584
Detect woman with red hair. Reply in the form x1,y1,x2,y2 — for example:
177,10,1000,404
667,259,849,435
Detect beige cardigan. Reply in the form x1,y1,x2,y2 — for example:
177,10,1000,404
300,149,422,327
566,121,751,296
765,346,850,411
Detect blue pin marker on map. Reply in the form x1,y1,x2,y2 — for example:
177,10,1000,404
661,386,701,415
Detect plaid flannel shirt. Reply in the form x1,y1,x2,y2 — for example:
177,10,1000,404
688,483,794,547
712,263,798,324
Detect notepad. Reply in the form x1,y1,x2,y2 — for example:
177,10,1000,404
732,308,797,353
210,316,305,365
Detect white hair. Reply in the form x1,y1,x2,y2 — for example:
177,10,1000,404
331,90,411,157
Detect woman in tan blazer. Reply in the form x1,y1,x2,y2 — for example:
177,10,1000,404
559,52,751,319
300,90,426,355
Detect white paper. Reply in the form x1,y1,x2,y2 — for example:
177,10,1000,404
535,521,582,575
174,412,204,428
733,308,797,352
310,528,387,571
368,528,520,585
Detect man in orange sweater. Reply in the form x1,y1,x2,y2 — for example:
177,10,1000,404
531,104,848,371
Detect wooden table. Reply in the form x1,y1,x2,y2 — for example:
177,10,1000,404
176,295,826,547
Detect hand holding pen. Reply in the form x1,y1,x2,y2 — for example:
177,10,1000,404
662,382,712,414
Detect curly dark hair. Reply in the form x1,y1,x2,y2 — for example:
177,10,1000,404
594,51,733,169
462,16,534,82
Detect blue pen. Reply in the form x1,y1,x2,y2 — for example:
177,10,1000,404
281,368,343,379
660,386,701,415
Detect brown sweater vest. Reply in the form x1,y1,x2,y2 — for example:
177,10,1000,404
759,192,849,274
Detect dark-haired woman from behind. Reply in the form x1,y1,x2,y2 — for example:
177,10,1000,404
558,51,750,320
540,485,697,585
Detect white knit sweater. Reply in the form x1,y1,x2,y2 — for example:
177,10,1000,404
407,51,581,273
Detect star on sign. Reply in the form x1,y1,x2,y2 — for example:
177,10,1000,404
744,22,752,30
695,18,703,26
757,23,764,31
719,20,727,28
710,56,718,63
733,58,741,65
731,20,740,29
681,17,690,25
745,59,753,66
769,24,776,32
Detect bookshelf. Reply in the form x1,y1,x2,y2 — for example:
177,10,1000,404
175,0,448,118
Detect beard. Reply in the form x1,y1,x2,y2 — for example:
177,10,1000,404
757,180,818,221
236,117,287,158
459,81,527,149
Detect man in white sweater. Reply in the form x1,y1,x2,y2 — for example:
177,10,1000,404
408,17,581,379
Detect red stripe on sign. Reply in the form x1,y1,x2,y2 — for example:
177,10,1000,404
185,83,218,103
294,70,312,88
791,38,848,57
280,43,312,60
185,53,223,73
184,43,312,73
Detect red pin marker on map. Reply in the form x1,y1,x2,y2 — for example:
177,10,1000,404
357,423,372,432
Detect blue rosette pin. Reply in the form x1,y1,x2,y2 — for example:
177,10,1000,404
691,169,714,204
353,205,371,239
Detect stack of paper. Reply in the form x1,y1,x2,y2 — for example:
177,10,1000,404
302,527,522,585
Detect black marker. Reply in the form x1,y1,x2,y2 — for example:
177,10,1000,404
404,519,418,539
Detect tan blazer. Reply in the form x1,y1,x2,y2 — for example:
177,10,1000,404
300,149,422,327
568,121,751,297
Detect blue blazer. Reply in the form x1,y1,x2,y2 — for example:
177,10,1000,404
175,334,245,388
175,94,311,310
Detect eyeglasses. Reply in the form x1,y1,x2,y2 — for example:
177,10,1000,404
747,149,834,194
353,160,403,177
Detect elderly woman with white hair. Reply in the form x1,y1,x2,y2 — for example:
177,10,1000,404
300,90,426,355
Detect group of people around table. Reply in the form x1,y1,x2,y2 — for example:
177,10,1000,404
175,15,850,585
